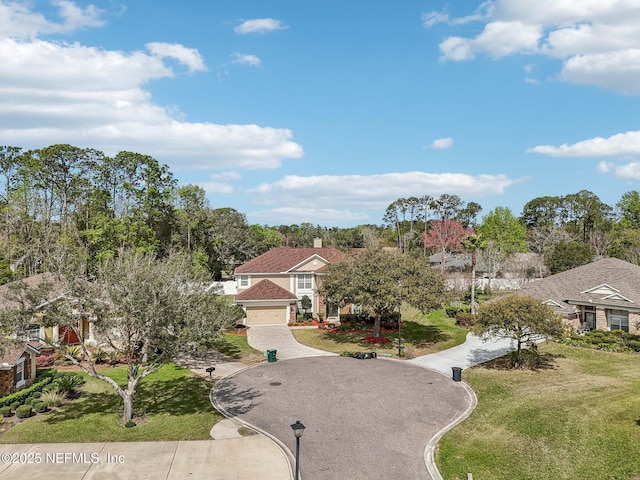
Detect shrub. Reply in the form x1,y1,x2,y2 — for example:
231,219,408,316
23,397,35,406
455,312,476,328
54,373,85,394
0,370,56,408
125,420,136,428
40,390,66,407
628,340,640,352
10,401,21,412
0,406,12,417
15,405,33,419
91,349,107,364
32,391,42,399
62,345,83,361
446,307,460,318
36,354,56,368
33,402,49,413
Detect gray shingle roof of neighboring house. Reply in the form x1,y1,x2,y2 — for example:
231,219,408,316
519,257,640,315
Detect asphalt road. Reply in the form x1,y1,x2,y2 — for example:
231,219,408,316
213,356,472,480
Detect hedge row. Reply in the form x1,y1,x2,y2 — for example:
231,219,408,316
0,371,56,408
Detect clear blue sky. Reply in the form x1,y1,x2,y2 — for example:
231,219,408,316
2,1,640,227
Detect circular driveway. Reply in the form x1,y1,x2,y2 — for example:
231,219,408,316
212,356,472,480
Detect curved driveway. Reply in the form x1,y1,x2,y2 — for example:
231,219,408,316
213,356,471,480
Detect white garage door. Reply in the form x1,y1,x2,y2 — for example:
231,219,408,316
246,306,287,325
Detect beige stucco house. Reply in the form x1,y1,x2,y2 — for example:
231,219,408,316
0,273,97,346
234,240,346,325
519,257,640,333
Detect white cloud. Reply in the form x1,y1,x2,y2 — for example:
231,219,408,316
0,0,105,39
598,161,640,180
431,137,454,149
146,42,206,73
440,21,542,60
195,172,242,194
234,18,287,34
0,37,303,170
528,131,640,158
229,52,262,67
430,0,640,94
196,181,235,195
250,172,523,211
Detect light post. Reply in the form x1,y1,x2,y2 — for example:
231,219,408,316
290,420,305,480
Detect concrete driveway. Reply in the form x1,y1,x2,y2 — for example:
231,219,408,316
212,356,472,480
247,325,337,359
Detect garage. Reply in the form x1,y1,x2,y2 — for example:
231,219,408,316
245,306,288,325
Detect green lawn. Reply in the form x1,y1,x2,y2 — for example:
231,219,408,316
437,342,640,480
291,306,468,357
1,364,222,443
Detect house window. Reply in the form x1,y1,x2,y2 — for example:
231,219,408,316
297,274,312,290
16,360,25,387
238,275,249,288
26,323,40,341
609,309,629,332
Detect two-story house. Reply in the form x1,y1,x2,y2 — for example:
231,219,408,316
233,239,346,326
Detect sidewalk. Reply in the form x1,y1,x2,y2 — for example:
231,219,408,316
0,438,290,480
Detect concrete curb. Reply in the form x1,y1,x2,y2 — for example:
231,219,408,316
209,363,296,480
423,378,478,480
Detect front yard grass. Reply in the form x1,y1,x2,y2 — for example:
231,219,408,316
0,363,222,443
437,342,640,480
291,306,468,357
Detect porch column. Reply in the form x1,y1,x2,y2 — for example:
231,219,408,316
52,326,59,343
85,321,97,347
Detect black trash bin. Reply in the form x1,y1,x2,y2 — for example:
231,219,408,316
452,366,462,382
267,349,277,363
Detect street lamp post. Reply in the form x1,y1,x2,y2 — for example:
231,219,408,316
291,420,305,480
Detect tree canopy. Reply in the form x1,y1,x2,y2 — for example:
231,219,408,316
475,295,564,367
318,249,447,337
2,251,242,422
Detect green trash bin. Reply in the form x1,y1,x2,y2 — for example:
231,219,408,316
267,349,277,363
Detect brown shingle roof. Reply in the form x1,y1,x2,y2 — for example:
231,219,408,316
519,257,640,314
235,247,345,274
0,343,38,366
235,280,298,302
0,273,67,310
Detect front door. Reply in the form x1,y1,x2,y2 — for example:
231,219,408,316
584,312,596,330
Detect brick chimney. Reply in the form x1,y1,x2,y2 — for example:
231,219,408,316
313,238,323,248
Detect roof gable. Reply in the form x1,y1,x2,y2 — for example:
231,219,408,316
520,257,640,310
235,247,345,274
582,284,620,295
235,280,298,302
0,343,39,366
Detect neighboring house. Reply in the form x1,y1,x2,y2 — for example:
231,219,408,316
233,239,346,326
519,257,640,333
0,273,97,346
0,343,39,397
429,253,470,271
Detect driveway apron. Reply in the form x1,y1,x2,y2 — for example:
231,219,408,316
213,356,471,480
247,325,337,359
411,332,515,374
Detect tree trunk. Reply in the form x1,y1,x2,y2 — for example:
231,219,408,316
470,252,476,314
373,314,381,338
123,390,134,423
